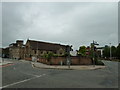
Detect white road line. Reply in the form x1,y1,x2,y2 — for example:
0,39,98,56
13,67,16,70
2,74,46,88
18,70,44,77
24,73,39,77
12,66,39,77
21,72,43,77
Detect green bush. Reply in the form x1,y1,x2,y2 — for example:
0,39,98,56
95,60,104,65
53,54,59,57
42,52,54,61
62,52,69,57
50,61,53,65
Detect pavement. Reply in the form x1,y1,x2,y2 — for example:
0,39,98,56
0,58,106,70
32,62,106,70
0,58,13,66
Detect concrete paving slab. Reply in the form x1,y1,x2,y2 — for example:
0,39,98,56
0,61,13,66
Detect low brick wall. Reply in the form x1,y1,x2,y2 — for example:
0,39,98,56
50,57,66,65
79,57,92,65
37,58,48,64
25,58,32,61
71,56,80,65
37,56,92,65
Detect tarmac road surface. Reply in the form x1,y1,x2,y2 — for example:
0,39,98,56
1,58,119,88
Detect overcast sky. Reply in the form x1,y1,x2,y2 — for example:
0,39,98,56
2,2,118,50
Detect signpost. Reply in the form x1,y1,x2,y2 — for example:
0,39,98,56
66,45,72,69
92,40,99,67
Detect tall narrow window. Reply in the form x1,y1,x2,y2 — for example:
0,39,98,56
34,50,36,54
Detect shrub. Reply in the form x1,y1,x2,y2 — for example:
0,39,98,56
53,54,59,57
95,60,104,65
42,52,54,61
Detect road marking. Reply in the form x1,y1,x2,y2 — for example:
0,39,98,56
2,74,46,88
0,87,2,89
13,67,16,70
0,63,14,68
20,72,41,77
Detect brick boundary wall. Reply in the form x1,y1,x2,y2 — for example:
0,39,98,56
37,56,92,65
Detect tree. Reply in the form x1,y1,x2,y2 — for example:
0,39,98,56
77,46,86,56
103,45,110,58
116,43,120,59
111,46,117,58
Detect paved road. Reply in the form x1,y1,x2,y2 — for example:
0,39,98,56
1,59,119,88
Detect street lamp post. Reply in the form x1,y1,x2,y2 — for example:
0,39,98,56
68,46,70,69
92,41,95,67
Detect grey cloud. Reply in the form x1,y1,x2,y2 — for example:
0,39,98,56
0,3,2,47
118,2,120,43
2,2,118,50
2,3,26,46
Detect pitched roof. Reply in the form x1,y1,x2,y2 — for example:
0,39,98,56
26,40,67,51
